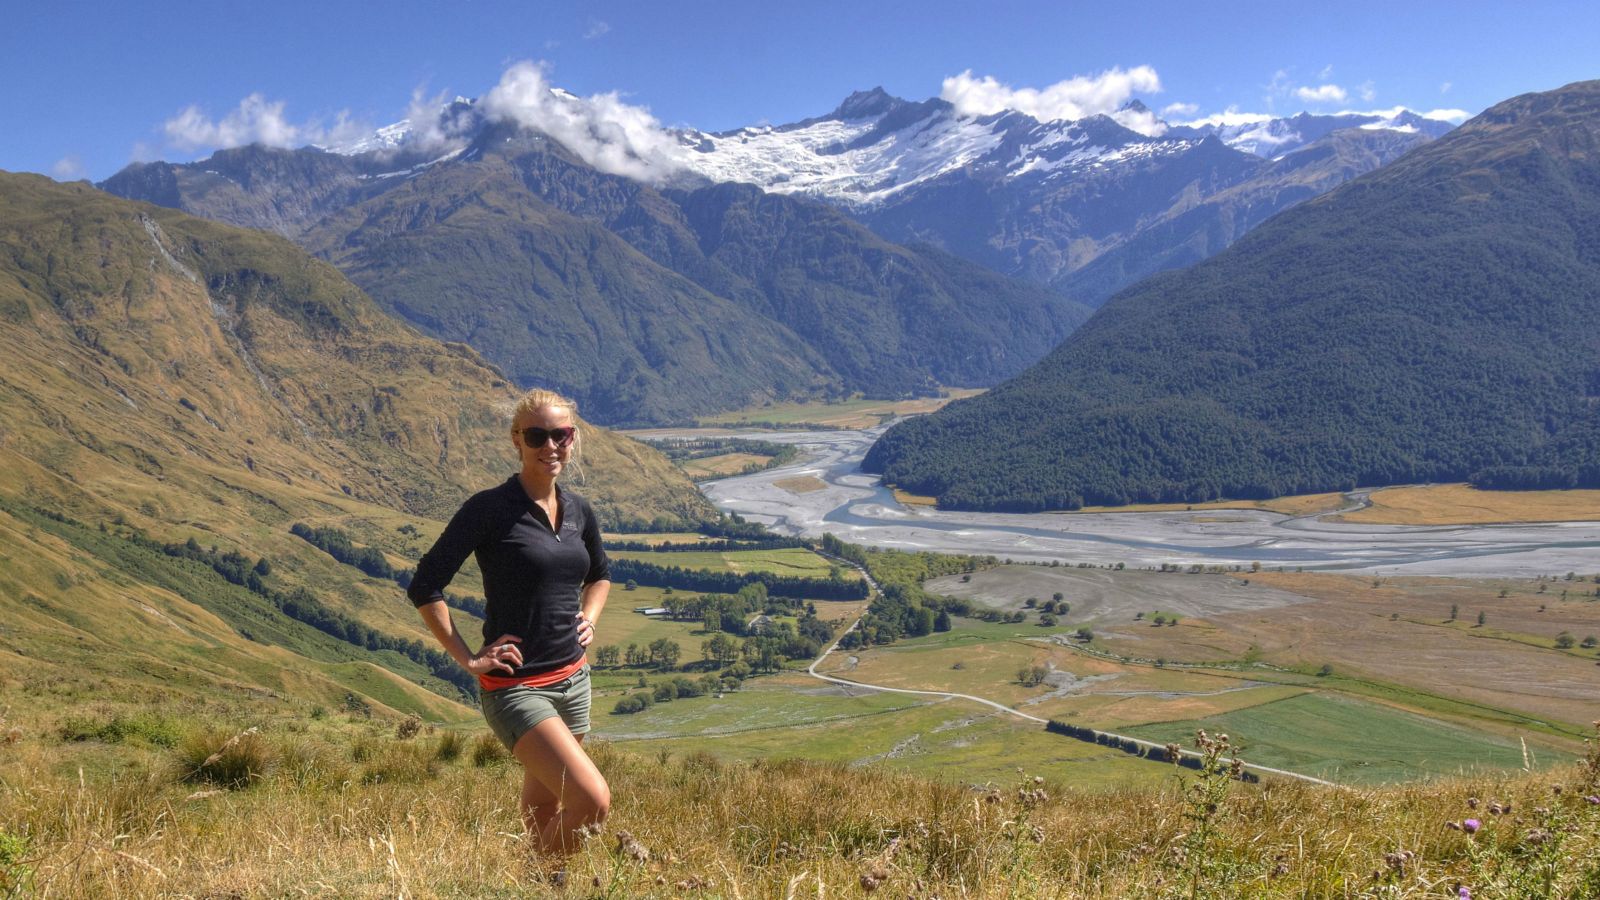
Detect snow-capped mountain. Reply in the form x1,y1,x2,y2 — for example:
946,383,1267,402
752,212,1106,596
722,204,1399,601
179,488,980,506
672,89,1207,209
1171,108,1457,159
668,88,1455,213
657,88,1454,299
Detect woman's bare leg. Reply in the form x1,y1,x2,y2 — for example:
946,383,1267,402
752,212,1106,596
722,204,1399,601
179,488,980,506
513,720,610,854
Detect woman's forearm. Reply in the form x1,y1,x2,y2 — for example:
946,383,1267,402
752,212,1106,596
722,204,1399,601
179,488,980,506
580,580,611,624
417,598,474,668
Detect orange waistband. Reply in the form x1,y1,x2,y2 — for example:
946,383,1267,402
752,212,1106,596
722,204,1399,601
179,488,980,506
477,654,587,692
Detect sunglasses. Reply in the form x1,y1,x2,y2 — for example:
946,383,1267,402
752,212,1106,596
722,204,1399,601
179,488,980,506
520,426,576,448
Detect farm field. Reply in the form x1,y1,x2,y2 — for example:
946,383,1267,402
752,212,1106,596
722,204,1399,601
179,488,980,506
610,546,858,579
602,674,1168,789
605,531,717,545
1336,483,1600,525
834,565,1600,783
697,389,984,430
679,452,773,480
1122,692,1561,784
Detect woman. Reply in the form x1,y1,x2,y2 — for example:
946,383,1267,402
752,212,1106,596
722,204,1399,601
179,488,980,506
408,388,611,855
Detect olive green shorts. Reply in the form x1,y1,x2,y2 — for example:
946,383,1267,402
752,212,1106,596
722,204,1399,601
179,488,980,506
479,665,592,752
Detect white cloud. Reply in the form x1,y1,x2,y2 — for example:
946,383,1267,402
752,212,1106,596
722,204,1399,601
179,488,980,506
400,87,473,154
1294,84,1349,104
584,18,610,39
161,93,369,154
1318,64,1335,81
940,65,1162,123
1111,107,1168,137
1440,81,1453,94
481,60,685,183
51,155,85,180
1161,102,1199,118
1177,106,1274,128
1418,107,1471,123
1357,80,1376,102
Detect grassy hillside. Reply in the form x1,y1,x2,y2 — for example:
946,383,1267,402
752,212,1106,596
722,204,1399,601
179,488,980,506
0,171,710,718
0,706,1594,897
865,80,1600,511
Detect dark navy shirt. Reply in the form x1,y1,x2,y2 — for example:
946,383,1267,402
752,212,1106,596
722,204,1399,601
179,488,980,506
408,477,610,675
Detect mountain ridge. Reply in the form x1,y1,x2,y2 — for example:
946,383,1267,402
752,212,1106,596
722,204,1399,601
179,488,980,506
863,79,1600,511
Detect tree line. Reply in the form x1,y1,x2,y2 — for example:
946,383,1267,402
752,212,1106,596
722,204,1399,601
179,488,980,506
12,506,478,702
607,557,868,600
291,522,484,617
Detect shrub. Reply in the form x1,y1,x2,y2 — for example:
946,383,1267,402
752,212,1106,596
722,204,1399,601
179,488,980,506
434,729,466,762
395,714,423,740
470,732,509,767
277,737,351,788
177,727,275,789
60,712,183,748
0,830,30,896
359,741,440,784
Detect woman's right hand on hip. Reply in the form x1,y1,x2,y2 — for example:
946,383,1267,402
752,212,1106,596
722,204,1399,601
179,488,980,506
469,634,523,675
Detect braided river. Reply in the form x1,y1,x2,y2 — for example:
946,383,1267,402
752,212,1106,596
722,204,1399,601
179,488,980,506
642,427,1600,578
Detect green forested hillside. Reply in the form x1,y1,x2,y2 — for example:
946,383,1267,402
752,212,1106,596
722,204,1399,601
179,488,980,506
103,126,1088,425
865,81,1600,511
0,171,710,716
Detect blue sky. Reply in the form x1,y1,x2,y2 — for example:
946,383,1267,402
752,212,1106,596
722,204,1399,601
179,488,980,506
6,0,1597,181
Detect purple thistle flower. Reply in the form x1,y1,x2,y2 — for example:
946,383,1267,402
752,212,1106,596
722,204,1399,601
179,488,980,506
1586,795,1600,805
1462,818,1481,834
1459,887,1471,899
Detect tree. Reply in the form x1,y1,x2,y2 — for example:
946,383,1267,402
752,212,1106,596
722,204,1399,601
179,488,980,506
624,579,638,591
1555,632,1575,649
648,638,682,670
933,610,952,632
1449,603,1458,621
1477,611,1487,627
703,607,722,634
624,643,646,667
1017,665,1048,687
1317,663,1334,677
594,645,620,667
1024,597,1038,608
703,632,740,666
1039,613,1057,627
1075,628,1093,642
1052,592,1064,603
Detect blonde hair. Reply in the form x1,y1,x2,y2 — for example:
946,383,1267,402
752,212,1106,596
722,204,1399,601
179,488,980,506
511,388,584,482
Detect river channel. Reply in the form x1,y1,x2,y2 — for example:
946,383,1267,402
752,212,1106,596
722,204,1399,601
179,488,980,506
635,426,1600,578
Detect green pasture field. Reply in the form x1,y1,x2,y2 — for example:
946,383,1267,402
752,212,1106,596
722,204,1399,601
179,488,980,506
600,676,1170,789
610,547,859,579
1122,691,1571,784
604,532,715,545
1041,683,1312,731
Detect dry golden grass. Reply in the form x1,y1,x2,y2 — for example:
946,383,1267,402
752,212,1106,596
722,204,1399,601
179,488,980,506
679,453,772,480
892,488,940,507
773,475,829,494
1338,483,1600,525
1067,492,1349,517
1185,573,1600,732
2,713,1596,898
701,389,985,430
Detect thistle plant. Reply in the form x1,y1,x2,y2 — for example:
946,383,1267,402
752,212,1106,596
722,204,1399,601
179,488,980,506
1449,721,1600,898
1166,730,1246,899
